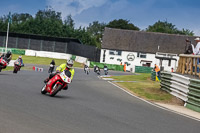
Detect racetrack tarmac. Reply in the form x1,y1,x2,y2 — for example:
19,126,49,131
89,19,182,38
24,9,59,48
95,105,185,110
0,68,199,133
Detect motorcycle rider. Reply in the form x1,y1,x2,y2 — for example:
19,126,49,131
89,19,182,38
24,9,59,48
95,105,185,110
14,56,24,70
104,65,108,74
95,66,100,74
0,51,12,63
48,59,55,73
44,59,75,90
15,56,24,65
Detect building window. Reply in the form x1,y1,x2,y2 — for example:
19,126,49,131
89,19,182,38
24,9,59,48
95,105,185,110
137,52,146,58
109,50,122,56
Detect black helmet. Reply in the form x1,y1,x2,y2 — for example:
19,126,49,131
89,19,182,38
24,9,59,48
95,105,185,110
7,51,11,55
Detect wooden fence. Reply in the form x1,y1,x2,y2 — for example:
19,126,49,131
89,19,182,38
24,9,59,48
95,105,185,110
176,54,200,78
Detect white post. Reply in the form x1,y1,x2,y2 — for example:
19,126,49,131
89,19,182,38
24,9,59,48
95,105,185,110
5,22,10,53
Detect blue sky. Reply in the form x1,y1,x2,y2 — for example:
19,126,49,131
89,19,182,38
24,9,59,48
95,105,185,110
0,0,200,35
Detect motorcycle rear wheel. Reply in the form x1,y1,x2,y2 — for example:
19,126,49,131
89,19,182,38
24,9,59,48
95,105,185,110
13,68,18,73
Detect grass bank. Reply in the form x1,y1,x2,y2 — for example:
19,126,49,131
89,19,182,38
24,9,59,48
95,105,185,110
12,54,82,67
2,54,83,71
110,73,183,104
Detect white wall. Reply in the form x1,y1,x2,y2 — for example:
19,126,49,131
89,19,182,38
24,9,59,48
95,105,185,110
100,49,179,72
25,50,72,60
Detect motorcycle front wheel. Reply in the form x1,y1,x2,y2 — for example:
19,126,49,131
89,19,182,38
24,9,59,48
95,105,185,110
41,84,47,94
50,84,62,97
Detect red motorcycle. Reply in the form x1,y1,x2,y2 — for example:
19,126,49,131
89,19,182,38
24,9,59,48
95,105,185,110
0,57,8,72
13,61,22,73
41,70,71,97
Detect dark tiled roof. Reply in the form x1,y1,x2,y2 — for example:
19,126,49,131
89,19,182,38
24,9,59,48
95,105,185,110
102,27,197,54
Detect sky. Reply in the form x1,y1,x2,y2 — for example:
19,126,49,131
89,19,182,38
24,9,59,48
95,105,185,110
0,0,200,36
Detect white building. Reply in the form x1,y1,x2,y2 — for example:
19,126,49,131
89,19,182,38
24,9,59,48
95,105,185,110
100,28,196,72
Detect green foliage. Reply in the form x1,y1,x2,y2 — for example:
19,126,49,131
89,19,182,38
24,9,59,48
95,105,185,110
146,20,194,36
87,21,106,48
0,8,194,48
106,19,140,31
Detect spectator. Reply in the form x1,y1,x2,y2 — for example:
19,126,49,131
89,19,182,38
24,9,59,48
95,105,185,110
194,37,200,73
194,37,200,55
171,68,174,73
184,38,194,54
154,64,160,79
123,63,126,72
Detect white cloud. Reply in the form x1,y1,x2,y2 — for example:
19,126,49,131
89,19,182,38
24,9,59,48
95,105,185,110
46,0,108,18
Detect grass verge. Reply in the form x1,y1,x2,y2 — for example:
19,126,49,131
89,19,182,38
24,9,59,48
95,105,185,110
110,73,183,105
11,54,83,68
2,54,83,71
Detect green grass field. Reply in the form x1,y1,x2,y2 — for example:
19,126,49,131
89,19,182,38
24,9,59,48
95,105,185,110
11,54,83,67
2,54,83,71
111,73,180,103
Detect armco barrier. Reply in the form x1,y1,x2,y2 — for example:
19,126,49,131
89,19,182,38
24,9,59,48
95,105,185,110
160,71,200,112
0,47,25,55
90,61,124,71
160,72,189,102
186,79,200,112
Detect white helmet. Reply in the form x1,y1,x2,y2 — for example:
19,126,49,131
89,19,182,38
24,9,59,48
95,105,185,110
19,56,22,59
67,59,74,69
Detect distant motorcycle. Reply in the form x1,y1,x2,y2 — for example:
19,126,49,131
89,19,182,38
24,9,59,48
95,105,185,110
96,67,100,75
48,64,54,73
104,67,108,75
13,61,22,73
0,57,8,72
85,67,90,75
41,70,71,97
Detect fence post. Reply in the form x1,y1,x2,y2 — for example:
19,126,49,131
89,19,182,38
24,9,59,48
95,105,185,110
52,41,55,52
195,58,197,75
15,37,18,48
28,38,31,49
190,57,193,75
40,40,43,51
3,36,5,48
65,43,68,53
182,57,186,74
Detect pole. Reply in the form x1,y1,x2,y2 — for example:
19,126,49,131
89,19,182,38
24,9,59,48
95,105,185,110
5,12,11,53
5,21,10,53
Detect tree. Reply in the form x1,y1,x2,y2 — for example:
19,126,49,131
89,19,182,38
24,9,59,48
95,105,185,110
12,13,32,24
146,20,194,36
87,21,106,48
74,27,98,47
64,15,75,29
0,8,101,47
33,7,63,36
87,21,106,36
107,19,140,31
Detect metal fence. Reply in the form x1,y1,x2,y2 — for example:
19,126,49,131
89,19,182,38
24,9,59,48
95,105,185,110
0,32,100,62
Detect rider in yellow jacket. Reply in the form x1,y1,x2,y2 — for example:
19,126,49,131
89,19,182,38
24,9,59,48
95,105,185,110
56,60,75,80
44,59,75,90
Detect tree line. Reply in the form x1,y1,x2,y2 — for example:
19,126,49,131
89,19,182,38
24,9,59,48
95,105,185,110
0,8,194,48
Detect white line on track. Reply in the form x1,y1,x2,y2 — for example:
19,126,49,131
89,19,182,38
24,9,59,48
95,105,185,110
108,81,200,122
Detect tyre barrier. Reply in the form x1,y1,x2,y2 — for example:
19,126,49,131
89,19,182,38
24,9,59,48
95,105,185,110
160,71,200,112
33,66,43,72
151,71,156,81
